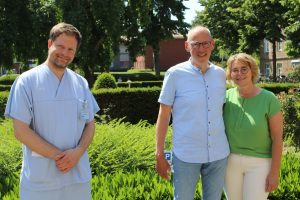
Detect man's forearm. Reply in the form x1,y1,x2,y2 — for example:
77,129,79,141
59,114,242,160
76,120,95,155
13,119,61,160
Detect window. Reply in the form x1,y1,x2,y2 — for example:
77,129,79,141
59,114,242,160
276,41,282,51
264,39,269,53
277,63,282,76
265,64,270,77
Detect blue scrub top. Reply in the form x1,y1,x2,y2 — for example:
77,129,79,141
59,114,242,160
5,64,100,191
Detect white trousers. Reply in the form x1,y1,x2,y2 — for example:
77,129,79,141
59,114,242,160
225,153,271,200
20,182,91,200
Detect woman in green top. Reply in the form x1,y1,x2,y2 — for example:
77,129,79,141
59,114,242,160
223,53,283,200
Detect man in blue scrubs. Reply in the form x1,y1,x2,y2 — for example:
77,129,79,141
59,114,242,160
5,23,100,200
155,26,229,200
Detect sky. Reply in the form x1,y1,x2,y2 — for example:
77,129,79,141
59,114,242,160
183,0,203,24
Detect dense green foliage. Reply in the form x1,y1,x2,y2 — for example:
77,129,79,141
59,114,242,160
0,74,19,85
117,81,163,88
110,72,163,81
269,151,300,200
0,0,59,67
279,92,300,150
196,0,300,81
93,73,117,90
89,120,159,175
123,0,189,77
93,87,161,124
0,85,11,92
0,91,9,116
0,120,300,199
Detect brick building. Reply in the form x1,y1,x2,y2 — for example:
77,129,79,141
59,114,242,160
260,39,300,78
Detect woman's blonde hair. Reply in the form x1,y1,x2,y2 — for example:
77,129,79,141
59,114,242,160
226,53,260,83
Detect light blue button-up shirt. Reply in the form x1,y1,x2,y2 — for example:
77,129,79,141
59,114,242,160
5,64,100,191
158,60,229,163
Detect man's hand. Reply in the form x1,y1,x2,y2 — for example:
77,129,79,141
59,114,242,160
155,155,171,180
55,148,83,173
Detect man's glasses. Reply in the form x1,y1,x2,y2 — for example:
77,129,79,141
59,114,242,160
189,41,211,49
231,67,250,75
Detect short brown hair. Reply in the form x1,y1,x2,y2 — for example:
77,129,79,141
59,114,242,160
226,53,260,83
49,22,82,49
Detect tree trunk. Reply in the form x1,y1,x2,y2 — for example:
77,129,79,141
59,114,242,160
83,65,94,88
272,40,277,82
153,44,160,78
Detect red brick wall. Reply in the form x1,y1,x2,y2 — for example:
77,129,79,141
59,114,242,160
145,38,190,71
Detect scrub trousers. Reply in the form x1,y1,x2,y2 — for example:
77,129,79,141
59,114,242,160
20,182,91,200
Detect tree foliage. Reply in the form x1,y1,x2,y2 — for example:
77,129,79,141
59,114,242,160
282,0,300,57
196,0,295,81
124,0,190,77
56,0,125,86
0,0,59,68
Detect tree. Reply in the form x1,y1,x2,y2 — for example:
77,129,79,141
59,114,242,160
56,0,125,86
282,0,300,57
240,0,288,81
196,0,289,81
0,0,59,69
124,0,189,77
143,0,189,77
195,0,243,54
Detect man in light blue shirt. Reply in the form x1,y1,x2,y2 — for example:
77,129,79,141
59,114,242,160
5,23,99,200
155,25,229,200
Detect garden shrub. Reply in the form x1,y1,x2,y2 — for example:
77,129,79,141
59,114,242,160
269,151,300,200
0,119,300,199
0,85,11,92
93,87,161,124
0,92,9,118
89,120,160,175
0,120,22,199
93,73,117,90
278,92,300,150
0,74,18,85
95,71,163,82
117,81,163,88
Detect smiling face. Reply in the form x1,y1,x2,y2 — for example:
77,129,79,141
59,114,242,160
230,61,253,87
47,33,78,71
185,27,215,66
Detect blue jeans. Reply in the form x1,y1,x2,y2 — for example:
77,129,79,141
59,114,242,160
172,154,227,200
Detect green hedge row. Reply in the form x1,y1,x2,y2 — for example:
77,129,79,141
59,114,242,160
95,72,163,82
93,87,161,124
0,92,9,115
0,75,19,85
117,81,163,88
1,83,299,124
0,85,11,92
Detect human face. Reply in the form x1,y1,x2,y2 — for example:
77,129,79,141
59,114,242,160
185,30,214,65
230,61,252,86
47,33,77,70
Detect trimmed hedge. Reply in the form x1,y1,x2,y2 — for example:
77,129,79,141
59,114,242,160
0,92,9,116
0,85,11,92
93,87,161,124
93,73,117,90
95,72,163,82
0,75,18,85
257,83,300,94
117,81,163,88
